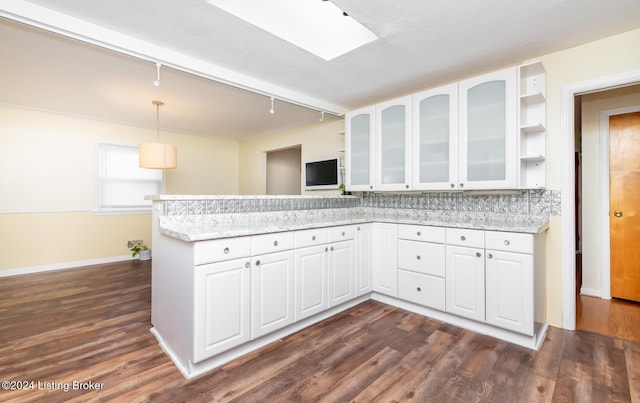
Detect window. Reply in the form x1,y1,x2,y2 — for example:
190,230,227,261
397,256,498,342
96,143,162,213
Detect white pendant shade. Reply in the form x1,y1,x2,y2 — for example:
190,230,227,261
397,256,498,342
139,142,177,169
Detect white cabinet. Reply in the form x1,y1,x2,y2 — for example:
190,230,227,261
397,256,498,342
327,240,356,307
251,250,295,339
458,67,518,190
345,106,375,191
355,224,372,296
485,231,535,335
412,83,458,190
194,258,251,363
375,96,413,191
294,244,328,321
518,61,546,189
372,223,398,297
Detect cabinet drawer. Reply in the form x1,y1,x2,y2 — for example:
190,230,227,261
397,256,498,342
251,232,294,255
397,224,444,243
194,237,251,265
397,240,445,277
446,228,484,248
398,269,445,311
295,228,329,249
485,231,533,254
328,225,356,243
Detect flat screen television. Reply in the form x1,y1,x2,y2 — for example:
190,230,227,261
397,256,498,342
304,157,340,190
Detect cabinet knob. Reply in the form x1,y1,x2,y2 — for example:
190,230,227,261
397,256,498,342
405,184,409,189
460,235,466,241
459,183,464,188
487,253,493,259
451,183,455,188
341,231,346,236
244,262,250,269
255,260,261,266
273,240,278,247
330,246,334,251
504,240,510,246
417,231,421,236
475,252,481,258
312,235,316,241
370,186,373,189
417,287,422,292
416,255,421,260
223,247,230,254
357,227,360,231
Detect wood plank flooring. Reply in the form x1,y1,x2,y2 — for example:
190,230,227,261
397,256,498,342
1,260,639,402
576,294,640,343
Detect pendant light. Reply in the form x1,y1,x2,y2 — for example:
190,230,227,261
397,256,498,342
139,100,177,169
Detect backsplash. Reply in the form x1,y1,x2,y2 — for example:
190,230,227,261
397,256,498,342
161,190,561,216
361,190,561,215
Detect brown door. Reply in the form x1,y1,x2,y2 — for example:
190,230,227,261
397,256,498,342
610,112,640,302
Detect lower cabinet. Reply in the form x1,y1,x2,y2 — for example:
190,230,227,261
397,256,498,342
194,258,251,363
445,245,486,322
355,224,373,296
251,250,295,339
372,223,398,296
294,245,328,321
328,240,356,307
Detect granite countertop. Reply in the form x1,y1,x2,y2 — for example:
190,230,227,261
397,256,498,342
158,208,549,242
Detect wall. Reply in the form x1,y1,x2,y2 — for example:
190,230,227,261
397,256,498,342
0,105,239,272
239,119,345,195
266,146,301,195
580,85,640,296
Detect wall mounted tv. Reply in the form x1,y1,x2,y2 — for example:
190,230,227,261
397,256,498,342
304,157,340,190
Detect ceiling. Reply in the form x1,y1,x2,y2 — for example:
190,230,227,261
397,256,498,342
1,0,640,140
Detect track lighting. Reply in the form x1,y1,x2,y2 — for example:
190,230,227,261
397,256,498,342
269,97,275,114
153,62,161,87
319,111,325,122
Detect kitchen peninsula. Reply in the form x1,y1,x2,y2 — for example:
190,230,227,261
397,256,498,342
148,194,549,378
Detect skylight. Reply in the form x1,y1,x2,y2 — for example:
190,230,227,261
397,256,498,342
206,0,378,61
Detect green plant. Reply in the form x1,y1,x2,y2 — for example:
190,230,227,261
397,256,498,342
130,240,149,257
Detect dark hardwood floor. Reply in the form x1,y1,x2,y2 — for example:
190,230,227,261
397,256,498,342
1,260,639,402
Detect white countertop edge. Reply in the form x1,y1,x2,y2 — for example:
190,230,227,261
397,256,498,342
146,194,359,201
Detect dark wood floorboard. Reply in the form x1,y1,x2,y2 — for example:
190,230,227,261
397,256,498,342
1,260,639,402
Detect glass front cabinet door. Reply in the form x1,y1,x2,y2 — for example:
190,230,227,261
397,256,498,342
458,67,517,190
375,95,412,191
412,83,458,190
345,106,375,191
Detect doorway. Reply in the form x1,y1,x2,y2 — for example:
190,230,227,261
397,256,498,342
574,84,640,340
266,146,302,195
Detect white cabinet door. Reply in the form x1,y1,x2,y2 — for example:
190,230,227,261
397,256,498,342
345,106,375,191
458,67,517,190
294,245,328,321
194,258,251,362
375,96,412,191
251,250,295,339
372,223,398,297
328,240,356,307
485,250,534,335
355,224,372,296
445,245,485,321
412,83,458,190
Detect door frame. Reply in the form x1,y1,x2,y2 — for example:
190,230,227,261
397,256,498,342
598,105,640,300
561,69,640,330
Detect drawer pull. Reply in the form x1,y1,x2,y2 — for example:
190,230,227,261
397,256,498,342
312,235,316,241
417,287,422,292
475,252,481,258
255,260,261,266
416,255,421,260
244,262,250,269
223,247,230,254
273,240,278,247
461,236,466,241
417,231,422,236
487,253,493,259
504,240,510,246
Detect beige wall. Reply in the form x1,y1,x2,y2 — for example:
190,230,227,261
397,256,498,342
266,146,302,195
0,105,239,272
580,85,640,295
239,119,345,195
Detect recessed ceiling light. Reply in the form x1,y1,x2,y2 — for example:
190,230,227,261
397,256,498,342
206,0,378,61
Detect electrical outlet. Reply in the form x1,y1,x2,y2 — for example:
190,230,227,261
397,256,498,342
127,240,143,248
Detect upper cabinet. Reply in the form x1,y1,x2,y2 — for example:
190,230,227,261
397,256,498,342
458,67,518,190
345,106,375,191
412,83,458,190
345,63,544,192
375,96,412,191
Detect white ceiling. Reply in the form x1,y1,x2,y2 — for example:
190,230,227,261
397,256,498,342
1,0,640,140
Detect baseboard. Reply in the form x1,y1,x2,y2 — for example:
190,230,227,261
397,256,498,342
0,255,135,278
580,287,602,298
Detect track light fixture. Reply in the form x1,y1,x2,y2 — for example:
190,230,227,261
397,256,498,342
269,97,275,114
319,111,325,122
153,62,161,87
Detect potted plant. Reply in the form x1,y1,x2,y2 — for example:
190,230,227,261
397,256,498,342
130,241,151,261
